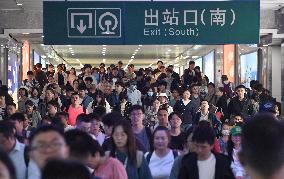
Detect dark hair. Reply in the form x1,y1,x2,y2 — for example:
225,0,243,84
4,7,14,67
92,106,107,118
73,80,79,85
129,105,145,114
158,107,168,114
78,84,87,91
19,87,29,97
9,112,25,122
192,123,215,145
157,60,163,65
55,112,69,120
239,113,284,178
207,82,215,88
189,61,195,65
0,149,16,179
25,100,34,107
31,87,40,98
128,64,134,68
76,114,91,124
47,100,60,110
29,125,64,144
152,126,171,149
217,87,225,93
27,71,34,76
36,63,42,68
158,80,167,88
102,112,123,127
168,112,182,121
70,67,76,76
93,90,106,107
71,92,79,97
42,159,91,179
0,121,16,139
84,77,93,83
6,102,16,108
110,120,137,164
65,129,104,160
65,85,74,92
115,81,125,88
235,85,246,91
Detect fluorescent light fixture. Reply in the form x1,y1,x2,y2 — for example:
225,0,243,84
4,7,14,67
41,55,46,58
138,45,143,47
263,45,269,47
102,45,107,47
103,59,106,62
184,56,190,59
0,45,3,47
22,33,30,35
173,45,178,47
41,35,45,38
76,59,80,62
193,45,202,50
167,49,172,52
129,59,133,62
131,56,134,58
41,44,44,46
135,49,139,52
102,47,106,50
192,56,199,58
67,45,72,47
102,54,105,56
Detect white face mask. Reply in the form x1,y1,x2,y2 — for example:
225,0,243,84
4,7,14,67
222,129,230,136
147,91,154,96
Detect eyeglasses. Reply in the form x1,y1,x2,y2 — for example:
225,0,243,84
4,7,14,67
31,141,65,153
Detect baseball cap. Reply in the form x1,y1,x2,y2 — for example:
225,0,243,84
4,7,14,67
231,126,242,136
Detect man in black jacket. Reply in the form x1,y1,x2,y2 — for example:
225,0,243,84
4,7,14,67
178,124,234,179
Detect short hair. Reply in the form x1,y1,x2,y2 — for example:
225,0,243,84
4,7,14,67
78,84,87,91
92,106,106,118
157,60,163,65
29,125,64,145
102,112,123,127
240,113,284,178
235,85,246,90
27,71,34,76
6,102,16,108
115,81,125,88
65,129,104,159
158,107,168,114
207,82,215,88
47,100,60,110
36,63,42,68
158,80,167,87
128,64,134,68
71,92,79,97
168,112,182,121
84,77,93,83
192,123,215,145
76,114,91,124
42,159,91,179
0,149,16,179
129,105,145,114
0,121,16,139
25,100,34,107
9,112,25,122
189,61,195,65
153,126,171,145
55,112,69,120
118,61,123,65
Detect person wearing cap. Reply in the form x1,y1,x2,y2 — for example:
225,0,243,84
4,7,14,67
83,64,97,85
227,126,248,179
157,92,173,114
228,85,256,119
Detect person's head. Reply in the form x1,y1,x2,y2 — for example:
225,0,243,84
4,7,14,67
191,84,199,95
171,88,180,99
189,61,195,70
207,82,215,94
158,80,167,91
88,114,102,136
9,113,25,135
65,129,104,169
168,112,182,129
157,107,169,127
31,87,40,98
42,159,91,179
48,64,54,72
0,149,16,179
25,100,35,113
65,85,74,98
118,61,123,68
19,87,28,98
102,112,123,136
71,92,81,106
70,68,76,75
78,84,87,98
47,75,54,84
72,80,79,89
152,99,161,110
36,63,42,70
192,124,215,160
239,113,284,179
115,81,124,92
221,122,230,137
84,77,93,87
221,75,228,82
94,90,105,105
0,121,16,153
6,103,16,116
29,125,68,168
57,64,63,72
76,114,91,133
127,64,134,72
216,87,224,97
157,60,163,69
0,92,5,106
232,114,244,126
55,112,69,128
157,93,168,104
27,71,34,81
84,64,92,74
235,85,246,98
130,105,145,127
230,126,242,147
183,89,191,100
111,120,137,163
45,88,55,102
200,100,209,112
153,126,170,151
47,100,59,116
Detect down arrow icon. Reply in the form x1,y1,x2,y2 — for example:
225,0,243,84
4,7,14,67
77,20,87,34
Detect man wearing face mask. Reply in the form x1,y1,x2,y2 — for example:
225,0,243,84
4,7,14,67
127,82,142,106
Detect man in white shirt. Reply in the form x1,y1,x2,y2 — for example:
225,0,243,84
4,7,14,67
178,123,234,179
0,121,27,179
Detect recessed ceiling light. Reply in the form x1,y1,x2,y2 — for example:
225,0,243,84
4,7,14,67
167,49,171,52
40,44,44,46
41,35,44,38
138,45,143,47
76,59,80,62
71,54,75,56
0,45,3,47
16,3,23,6
138,48,140,50
67,45,72,47
173,45,178,47
103,59,106,62
103,54,105,56
135,49,139,52
69,47,72,50
102,47,106,50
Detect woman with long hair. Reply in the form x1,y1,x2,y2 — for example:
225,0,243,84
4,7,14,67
67,67,77,86
109,120,153,179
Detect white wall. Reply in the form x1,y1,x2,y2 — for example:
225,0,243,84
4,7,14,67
271,46,282,102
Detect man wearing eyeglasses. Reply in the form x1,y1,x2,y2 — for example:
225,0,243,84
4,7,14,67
28,125,69,179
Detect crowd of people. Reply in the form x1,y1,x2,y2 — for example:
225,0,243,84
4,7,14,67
0,60,283,179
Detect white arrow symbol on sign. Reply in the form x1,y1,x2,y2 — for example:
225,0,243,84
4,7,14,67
77,20,86,34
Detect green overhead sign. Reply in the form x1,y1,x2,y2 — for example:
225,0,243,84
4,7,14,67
43,0,260,45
